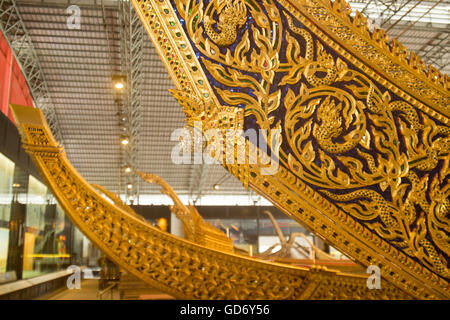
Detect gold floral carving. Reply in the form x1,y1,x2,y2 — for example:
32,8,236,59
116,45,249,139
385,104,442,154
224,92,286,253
92,183,147,221
293,0,449,118
10,104,412,300
130,0,449,299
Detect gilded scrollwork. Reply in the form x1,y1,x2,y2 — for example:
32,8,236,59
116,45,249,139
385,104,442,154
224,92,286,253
295,0,449,114
203,0,248,46
125,0,450,298
156,0,450,295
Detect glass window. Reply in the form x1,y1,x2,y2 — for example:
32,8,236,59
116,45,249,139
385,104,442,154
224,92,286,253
22,179,76,279
0,153,14,223
23,176,50,279
0,151,103,282
0,153,14,275
71,227,100,267
25,175,48,230
0,228,9,274
54,204,70,266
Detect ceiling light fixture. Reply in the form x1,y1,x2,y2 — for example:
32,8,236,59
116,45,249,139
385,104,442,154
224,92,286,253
124,166,132,173
112,75,126,90
120,135,129,145
212,172,231,190
127,183,133,190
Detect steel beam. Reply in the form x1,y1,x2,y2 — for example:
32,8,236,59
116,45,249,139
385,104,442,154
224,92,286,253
118,0,144,203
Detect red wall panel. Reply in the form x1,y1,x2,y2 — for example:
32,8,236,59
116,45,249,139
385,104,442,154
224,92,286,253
0,32,11,116
0,32,35,125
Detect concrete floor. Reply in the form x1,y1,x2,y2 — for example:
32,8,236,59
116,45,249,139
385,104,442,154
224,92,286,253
37,279,120,300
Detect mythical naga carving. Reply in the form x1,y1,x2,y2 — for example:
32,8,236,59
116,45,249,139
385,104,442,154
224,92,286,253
204,0,248,46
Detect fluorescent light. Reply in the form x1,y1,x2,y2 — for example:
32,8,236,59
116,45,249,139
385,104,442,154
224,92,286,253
120,136,129,145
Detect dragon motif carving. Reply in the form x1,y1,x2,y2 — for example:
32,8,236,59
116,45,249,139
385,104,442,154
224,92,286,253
204,0,248,46
11,104,413,300
285,16,337,87
151,0,450,298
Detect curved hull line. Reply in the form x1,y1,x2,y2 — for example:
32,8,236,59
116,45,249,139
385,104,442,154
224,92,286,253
10,104,410,300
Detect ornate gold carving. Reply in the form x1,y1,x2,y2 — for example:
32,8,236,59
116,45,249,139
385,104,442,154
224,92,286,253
23,125,51,146
91,184,146,222
10,104,412,300
293,0,449,117
136,171,234,252
130,0,450,299
204,0,248,46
